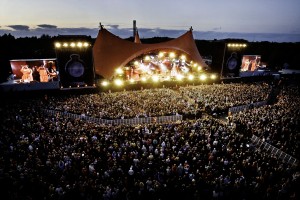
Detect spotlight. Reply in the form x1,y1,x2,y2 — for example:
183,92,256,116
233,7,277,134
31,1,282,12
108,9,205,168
101,80,109,86
199,74,207,81
70,42,76,47
116,68,123,74
55,42,61,48
141,77,147,82
176,74,184,81
77,42,83,47
188,74,194,80
152,75,159,82
114,79,123,86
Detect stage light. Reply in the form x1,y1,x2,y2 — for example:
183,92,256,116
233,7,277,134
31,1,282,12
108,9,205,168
197,66,202,71
83,42,89,47
176,74,184,81
227,43,247,48
188,74,194,80
210,74,217,79
134,61,139,66
180,55,186,60
101,81,109,86
199,74,207,81
77,42,83,47
144,55,150,61
129,79,135,83
116,68,123,74
55,42,61,48
70,42,76,48
63,42,69,47
169,52,175,58
152,75,159,82
141,77,147,82
158,52,164,58
193,63,198,67
114,79,123,86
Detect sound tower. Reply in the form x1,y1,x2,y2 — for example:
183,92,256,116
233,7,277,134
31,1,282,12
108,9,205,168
54,35,95,87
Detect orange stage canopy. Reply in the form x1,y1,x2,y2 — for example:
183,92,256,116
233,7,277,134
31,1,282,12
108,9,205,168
93,27,208,79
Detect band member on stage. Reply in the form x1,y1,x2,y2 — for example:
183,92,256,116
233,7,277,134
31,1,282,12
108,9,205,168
48,62,58,81
20,65,33,83
37,60,49,82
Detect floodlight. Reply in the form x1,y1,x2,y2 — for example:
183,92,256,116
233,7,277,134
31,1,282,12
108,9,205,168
188,74,194,80
55,42,61,48
210,74,217,79
114,79,123,86
116,68,123,74
101,81,109,86
199,74,207,81
152,75,159,82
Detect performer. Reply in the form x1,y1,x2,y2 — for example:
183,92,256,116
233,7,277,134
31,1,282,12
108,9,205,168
20,65,33,83
37,61,49,82
48,62,57,81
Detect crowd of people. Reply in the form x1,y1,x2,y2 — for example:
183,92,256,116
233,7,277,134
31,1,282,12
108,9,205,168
44,83,271,120
229,84,300,159
0,81,299,200
179,83,271,115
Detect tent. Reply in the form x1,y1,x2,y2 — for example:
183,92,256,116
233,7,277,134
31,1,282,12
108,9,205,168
93,27,208,79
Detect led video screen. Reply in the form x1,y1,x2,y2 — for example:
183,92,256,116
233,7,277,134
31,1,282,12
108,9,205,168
240,55,261,72
10,58,58,83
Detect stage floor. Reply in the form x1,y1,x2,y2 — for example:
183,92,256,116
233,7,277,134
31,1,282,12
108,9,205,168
0,80,60,92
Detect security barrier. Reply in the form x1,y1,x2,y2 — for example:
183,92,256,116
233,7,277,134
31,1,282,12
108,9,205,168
42,109,182,125
251,135,298,166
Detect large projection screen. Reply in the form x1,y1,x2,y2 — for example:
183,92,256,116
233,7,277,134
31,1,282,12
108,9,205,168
240,55,261,72
10,58,58,83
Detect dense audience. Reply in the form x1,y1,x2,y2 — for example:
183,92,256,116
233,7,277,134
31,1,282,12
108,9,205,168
45,88,196,119
179,83,271,114
0,81,299,200
229,84,300,159
44,83,271,119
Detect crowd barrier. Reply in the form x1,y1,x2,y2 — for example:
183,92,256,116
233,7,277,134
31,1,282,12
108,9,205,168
228,101,267,114
251,135,298,166
42,109,183,125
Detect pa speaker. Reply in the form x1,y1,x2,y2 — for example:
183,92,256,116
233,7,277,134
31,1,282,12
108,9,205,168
54,36,95,87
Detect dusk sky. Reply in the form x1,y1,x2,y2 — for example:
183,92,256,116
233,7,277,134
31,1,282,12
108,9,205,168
1,0,300,42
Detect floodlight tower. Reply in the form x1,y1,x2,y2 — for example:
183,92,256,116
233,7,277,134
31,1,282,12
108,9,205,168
133,20,137,38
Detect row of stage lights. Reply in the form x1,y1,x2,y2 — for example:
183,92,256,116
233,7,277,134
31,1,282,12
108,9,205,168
55,42,91,48
227,43,247,48
101,73,218,87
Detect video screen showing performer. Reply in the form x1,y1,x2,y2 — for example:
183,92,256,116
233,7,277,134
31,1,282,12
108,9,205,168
10,59,58,83
240,55,261,72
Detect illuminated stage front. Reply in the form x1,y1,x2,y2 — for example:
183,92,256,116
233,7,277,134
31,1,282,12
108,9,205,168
93,27,209,81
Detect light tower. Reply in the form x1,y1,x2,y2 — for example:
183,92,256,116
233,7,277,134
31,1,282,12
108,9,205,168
133,20,137,38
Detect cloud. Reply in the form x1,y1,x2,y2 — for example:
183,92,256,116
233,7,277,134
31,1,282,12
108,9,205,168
8,25,30,31
37,24,57,29
0,24,300,42
212,27,221,31
106,24,119,29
